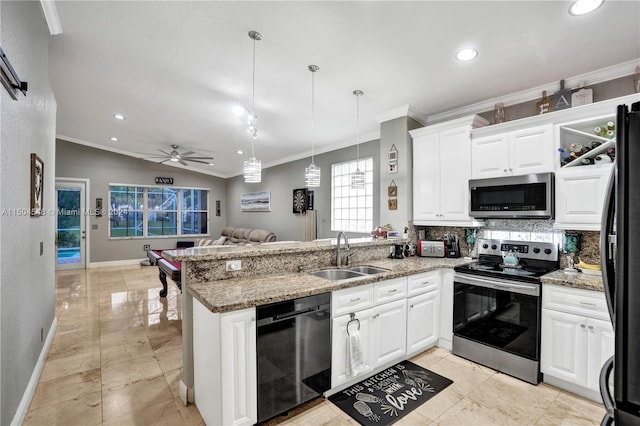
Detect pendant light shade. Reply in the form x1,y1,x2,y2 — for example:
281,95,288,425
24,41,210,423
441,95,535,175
351,89,365,190
244,30,262,183
305,64,321,188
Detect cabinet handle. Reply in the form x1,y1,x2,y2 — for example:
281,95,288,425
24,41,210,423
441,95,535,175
373,313,380,319
588,325,594,330
504,169,508,173
420,281,430,286
410,304,414,309
350,298,361,302
580,324,586,328
388,289,398,293
579,301,597,308
509,168,513,172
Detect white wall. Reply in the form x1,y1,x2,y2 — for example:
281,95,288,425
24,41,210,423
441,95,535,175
0,2,57,424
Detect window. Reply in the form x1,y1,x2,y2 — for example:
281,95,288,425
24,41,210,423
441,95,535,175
109,185,209,238
331,158,374,233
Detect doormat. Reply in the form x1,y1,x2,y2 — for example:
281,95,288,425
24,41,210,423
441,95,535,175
328,360,452,426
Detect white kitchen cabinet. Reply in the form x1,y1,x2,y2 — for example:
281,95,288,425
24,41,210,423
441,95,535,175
471,124,554,179
331,307,375,387
193,300,257,426
407,290,439,356
411,115,488,226
554,163,613,231
541,284,614,401
371,298,407,367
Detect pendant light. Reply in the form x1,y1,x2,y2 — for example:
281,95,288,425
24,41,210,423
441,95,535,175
243,30,262,183
351,89,365,189
305,64,321,187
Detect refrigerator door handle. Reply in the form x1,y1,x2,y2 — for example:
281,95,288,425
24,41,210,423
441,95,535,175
600,165,616,326
599,355,615,426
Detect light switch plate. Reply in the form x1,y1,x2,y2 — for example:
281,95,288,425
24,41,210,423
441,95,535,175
226,260,241,271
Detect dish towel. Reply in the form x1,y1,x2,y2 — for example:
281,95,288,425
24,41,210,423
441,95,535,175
346,328,368,377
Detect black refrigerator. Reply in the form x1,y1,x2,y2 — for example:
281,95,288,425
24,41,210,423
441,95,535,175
600,101,640,425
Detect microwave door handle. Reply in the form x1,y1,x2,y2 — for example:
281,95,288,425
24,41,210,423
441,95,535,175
600,166,616,327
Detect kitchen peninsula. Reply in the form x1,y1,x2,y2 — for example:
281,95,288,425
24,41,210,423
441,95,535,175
162,237,467,425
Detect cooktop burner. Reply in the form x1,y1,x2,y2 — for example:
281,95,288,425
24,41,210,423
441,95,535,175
454,238,560,284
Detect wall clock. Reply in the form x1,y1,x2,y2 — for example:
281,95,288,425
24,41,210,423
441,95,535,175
292,188,308,214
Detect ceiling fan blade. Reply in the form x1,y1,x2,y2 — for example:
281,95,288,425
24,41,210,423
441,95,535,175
185,159,212,164
158,159,170,164
179,159,188,166
180,151,195,157
182,156,214,160
158,149,172,156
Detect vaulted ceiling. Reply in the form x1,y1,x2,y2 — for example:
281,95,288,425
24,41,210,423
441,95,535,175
48,1,640,178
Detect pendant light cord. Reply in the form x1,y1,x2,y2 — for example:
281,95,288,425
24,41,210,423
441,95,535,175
311,68,315,162
251,37,256,109
356,91,361,163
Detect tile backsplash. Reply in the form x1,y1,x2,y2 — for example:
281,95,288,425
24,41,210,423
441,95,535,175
412,220,600,267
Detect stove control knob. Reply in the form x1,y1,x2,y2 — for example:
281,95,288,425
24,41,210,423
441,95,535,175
482,243,488,249
544,248,552,255
491,244,497,250
533,248,541,254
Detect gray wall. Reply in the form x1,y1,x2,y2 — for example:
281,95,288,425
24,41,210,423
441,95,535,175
226,140,380,241
56,140,227,262
1,2,57,424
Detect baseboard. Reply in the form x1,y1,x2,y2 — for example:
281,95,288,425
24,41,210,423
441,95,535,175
543,375,603,403
87,258,145,268
11,317,58,426
179,380,194,405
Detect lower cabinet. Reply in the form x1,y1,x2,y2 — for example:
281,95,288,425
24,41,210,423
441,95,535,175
541,284,614,401
372,299,407,366
193,299,257,426
406,290,439,356
331,307,375,387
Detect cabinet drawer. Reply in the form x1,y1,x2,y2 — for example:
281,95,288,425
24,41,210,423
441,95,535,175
407,271,440,296
332,284,374,317
374,278,407,304
543,284,609,321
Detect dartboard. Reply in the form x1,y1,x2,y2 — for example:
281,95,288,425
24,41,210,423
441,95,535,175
292,188,307,214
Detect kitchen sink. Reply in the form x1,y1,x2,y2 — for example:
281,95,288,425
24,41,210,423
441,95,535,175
309,269,365,281
347,265,389,275
309,265,389,281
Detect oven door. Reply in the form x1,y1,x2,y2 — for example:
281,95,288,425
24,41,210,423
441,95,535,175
453,273,541,361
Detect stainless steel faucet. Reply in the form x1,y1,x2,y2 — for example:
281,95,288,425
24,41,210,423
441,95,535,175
336,231,351,267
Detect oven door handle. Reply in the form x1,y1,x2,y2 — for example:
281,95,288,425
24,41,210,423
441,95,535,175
454,273,540,296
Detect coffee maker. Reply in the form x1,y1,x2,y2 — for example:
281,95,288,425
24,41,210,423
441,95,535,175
444,234,461,258
389,243,405,259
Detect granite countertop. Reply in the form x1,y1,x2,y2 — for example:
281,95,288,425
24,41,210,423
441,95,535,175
187,257,469,313
541,270,604,292
164,237,402,261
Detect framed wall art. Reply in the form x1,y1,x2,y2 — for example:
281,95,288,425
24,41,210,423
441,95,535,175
30,153,44,216
240,191,271,212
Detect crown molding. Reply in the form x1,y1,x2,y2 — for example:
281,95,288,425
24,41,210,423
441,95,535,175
426,59,640,124
375,104,427,125
40,1,62,35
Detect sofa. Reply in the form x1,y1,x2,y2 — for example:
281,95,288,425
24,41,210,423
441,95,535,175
147,227,277,297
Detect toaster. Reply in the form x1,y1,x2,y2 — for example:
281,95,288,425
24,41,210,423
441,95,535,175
417,240,446,257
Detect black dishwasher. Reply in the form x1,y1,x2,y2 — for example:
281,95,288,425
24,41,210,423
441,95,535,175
256,292,331,422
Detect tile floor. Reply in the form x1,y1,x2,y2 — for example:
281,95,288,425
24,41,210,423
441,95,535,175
25,265,606,425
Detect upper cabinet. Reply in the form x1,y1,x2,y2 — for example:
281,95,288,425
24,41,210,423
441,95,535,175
471,124,554,179
410,115,488,227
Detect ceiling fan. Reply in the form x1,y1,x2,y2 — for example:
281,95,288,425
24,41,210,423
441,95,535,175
143,144,214,166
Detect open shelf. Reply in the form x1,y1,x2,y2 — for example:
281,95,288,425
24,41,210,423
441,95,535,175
557,114,616,168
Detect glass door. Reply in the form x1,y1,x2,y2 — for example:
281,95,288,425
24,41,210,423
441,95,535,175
56,181,86,269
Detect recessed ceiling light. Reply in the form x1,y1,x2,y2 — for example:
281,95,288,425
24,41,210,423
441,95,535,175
233,105,246,116
113,113,126,120
208,162,215,166
236,150,244,155
109,137,118,142
569,0,604,15
455,48,478,62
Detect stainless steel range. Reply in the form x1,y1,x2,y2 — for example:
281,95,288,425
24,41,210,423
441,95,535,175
452,238,559,384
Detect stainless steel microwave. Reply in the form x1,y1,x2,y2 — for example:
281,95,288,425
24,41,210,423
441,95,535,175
469,172,554,219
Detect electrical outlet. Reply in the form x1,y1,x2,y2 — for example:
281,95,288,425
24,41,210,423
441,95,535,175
226,260,241,271
143,244,150,252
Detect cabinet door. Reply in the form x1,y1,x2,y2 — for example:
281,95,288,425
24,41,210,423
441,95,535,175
371,299,407,368
541,309,588,387
439,127,473,221
331,308,375,388
438,269,454,350
220,308,258,426
413,133,441,221
471,133,510,179
555,164,613,230
407,290,440,356
508,125,554,175
586,318,615,392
